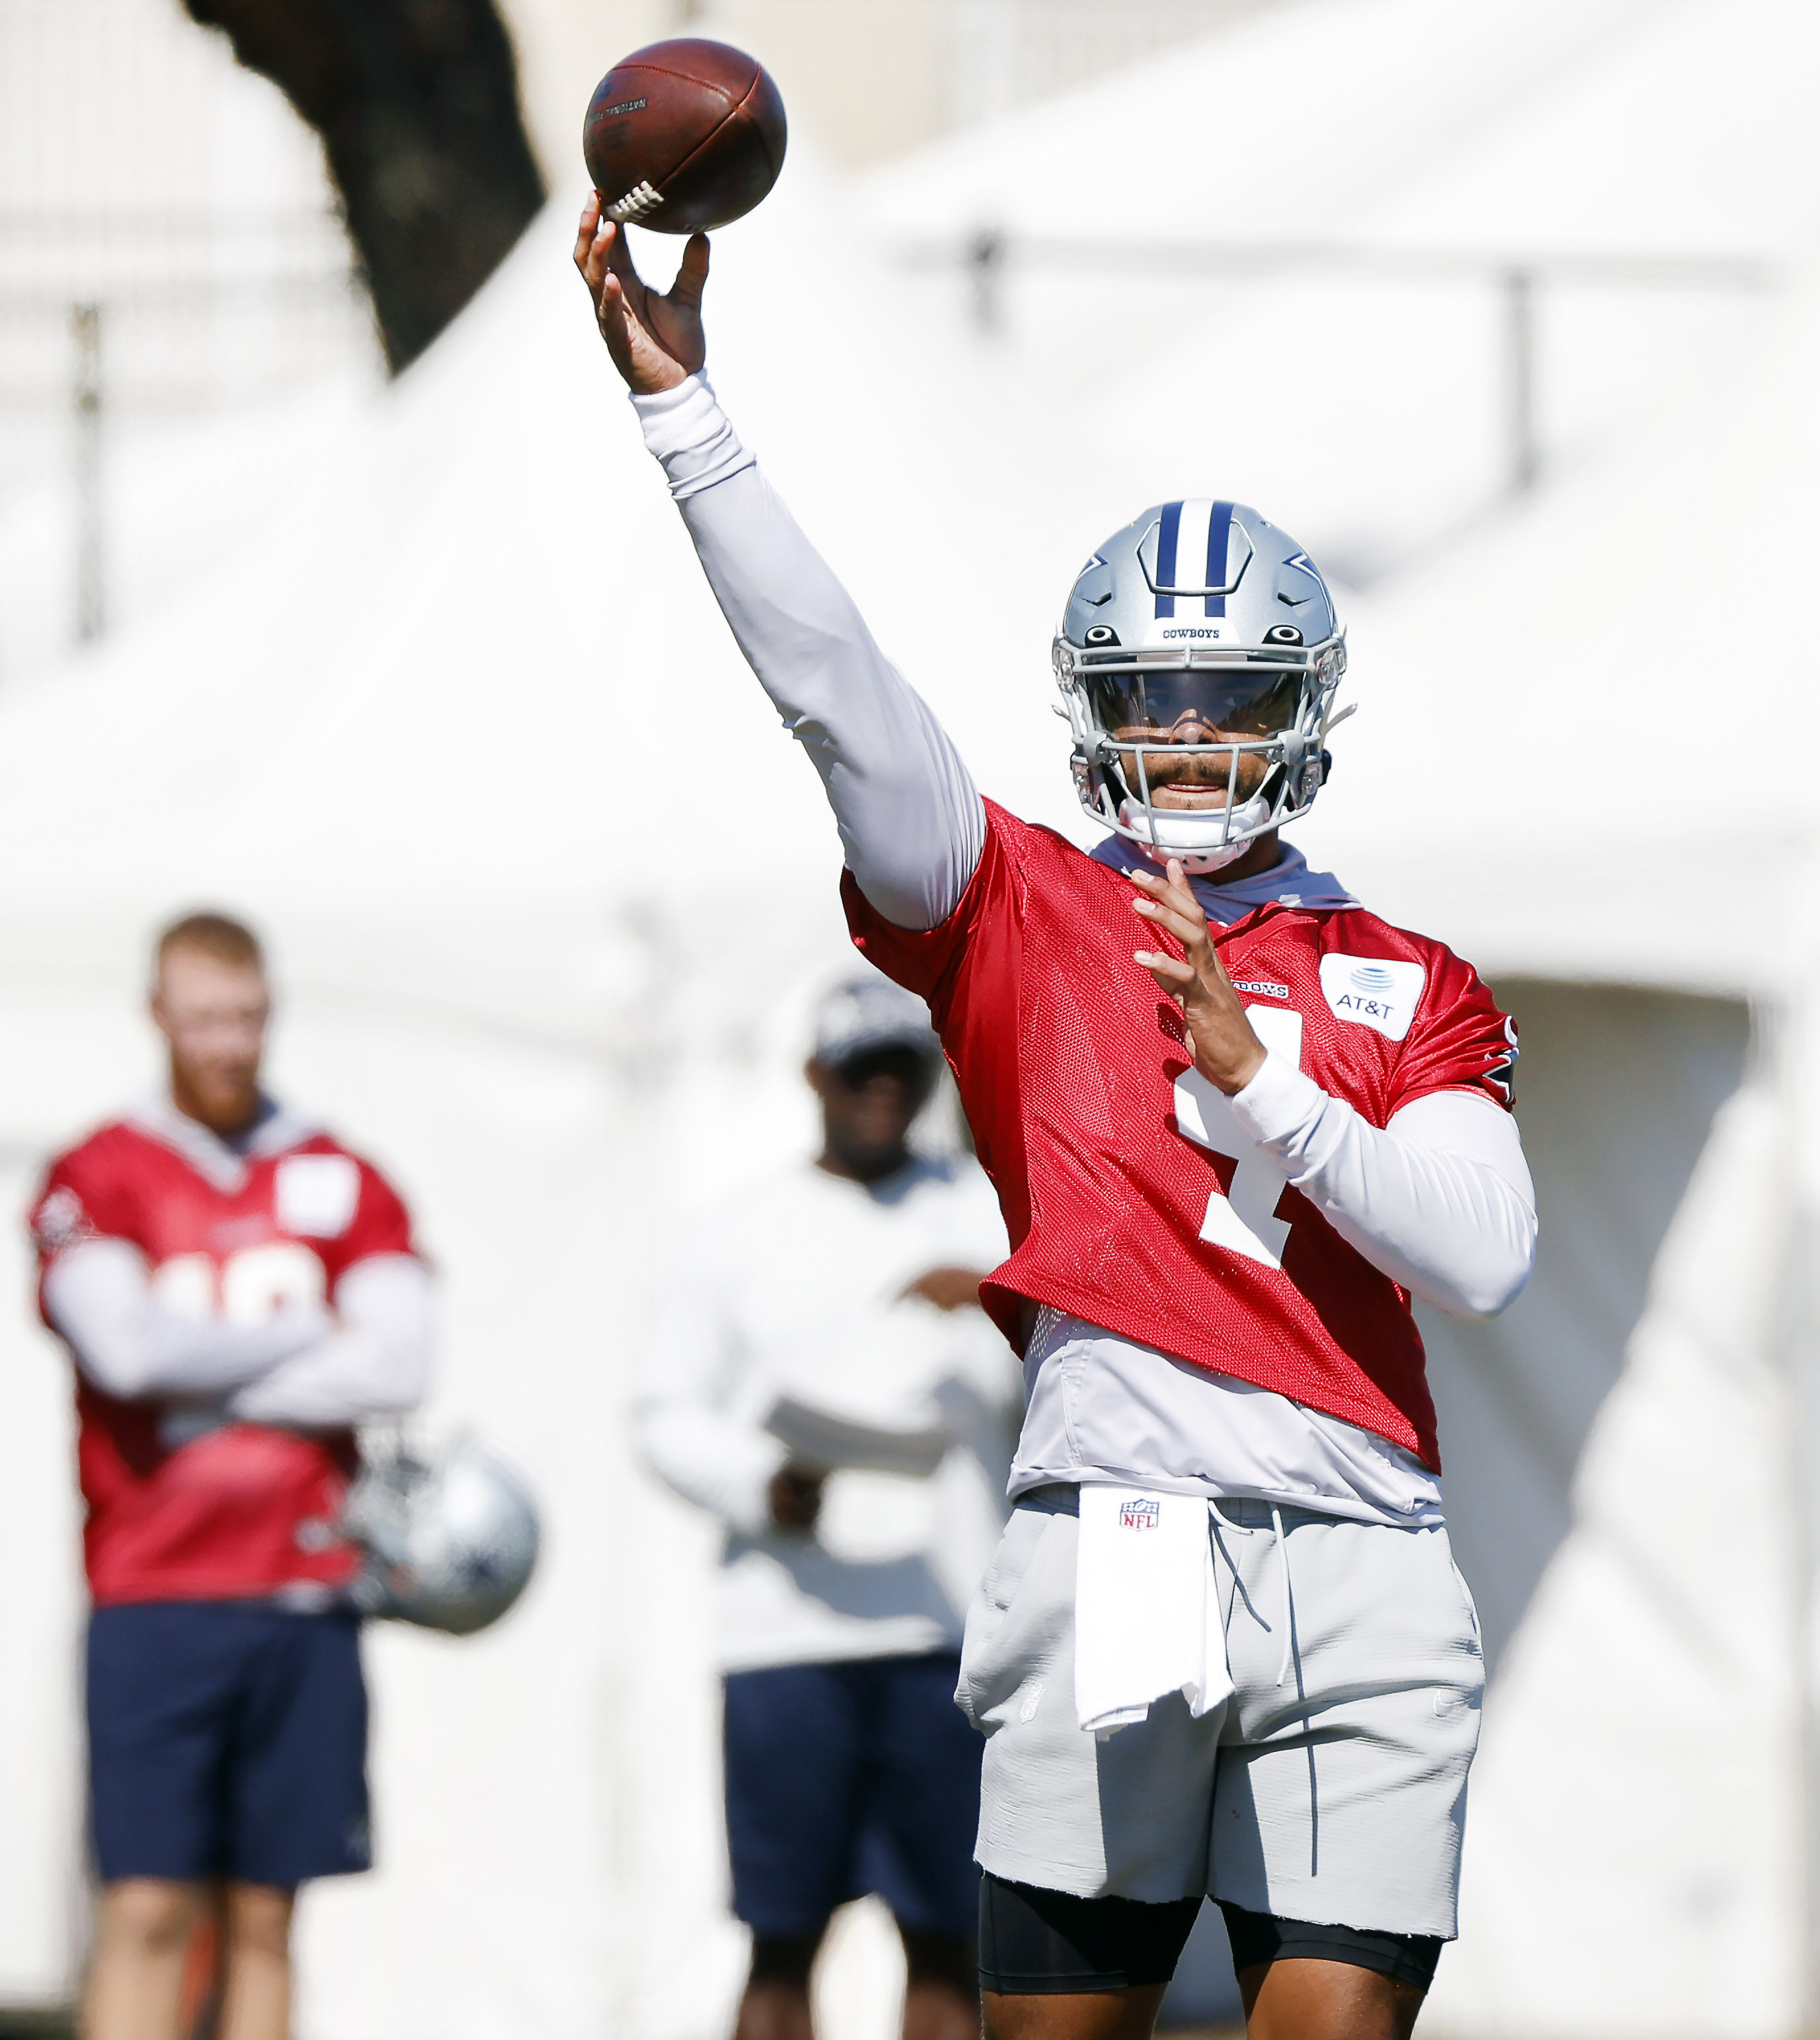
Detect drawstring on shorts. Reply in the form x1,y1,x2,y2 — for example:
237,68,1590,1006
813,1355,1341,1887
1211,1500,1297,1689
1270,1502,1293,1687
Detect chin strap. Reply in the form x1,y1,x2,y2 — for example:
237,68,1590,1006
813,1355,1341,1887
1146,843,1256,877
1123,800,1270,876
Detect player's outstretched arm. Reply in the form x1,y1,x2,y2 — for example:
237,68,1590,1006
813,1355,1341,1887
574,203,985,933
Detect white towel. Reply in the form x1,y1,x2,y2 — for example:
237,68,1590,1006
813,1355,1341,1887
1073,1486,1233,1736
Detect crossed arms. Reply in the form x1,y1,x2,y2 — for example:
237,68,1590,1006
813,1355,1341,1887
46,1240,431,1427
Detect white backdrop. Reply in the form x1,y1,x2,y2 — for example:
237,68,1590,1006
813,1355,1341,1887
1,0,1817,2031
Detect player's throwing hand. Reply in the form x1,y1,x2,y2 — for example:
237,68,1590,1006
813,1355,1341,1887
1131,860,1268,1096
573,193,708,395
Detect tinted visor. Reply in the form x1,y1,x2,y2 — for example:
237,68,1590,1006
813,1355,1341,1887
1085,667,1303,741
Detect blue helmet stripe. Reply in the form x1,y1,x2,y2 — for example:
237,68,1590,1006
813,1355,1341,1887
1154,501,1181,618
1204,501,1233,618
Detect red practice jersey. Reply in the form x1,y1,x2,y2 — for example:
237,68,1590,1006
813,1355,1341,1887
846,803,1517,1470
30,1109,418,1605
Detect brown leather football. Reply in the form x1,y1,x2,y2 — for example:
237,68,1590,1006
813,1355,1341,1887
583,39,787,236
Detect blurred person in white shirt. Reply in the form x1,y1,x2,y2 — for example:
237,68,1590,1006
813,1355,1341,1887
639,974,1016,2040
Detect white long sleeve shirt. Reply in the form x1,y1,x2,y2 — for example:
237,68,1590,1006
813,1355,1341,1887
224,1255,433,1427
44,1236,329,1398
637,1155,1018,1671
47,1241,433,1434
632,374,1536,1523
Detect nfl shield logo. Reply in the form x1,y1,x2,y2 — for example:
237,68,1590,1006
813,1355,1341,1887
1120,1498,1160,1531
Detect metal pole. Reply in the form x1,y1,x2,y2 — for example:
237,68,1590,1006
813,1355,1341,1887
970,228,1005,336
1798,1249,1820,2039
1505,266,1538,495
72,299,103,644
1772,974,1820,2033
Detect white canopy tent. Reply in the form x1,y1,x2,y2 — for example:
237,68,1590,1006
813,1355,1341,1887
1306,269,1820,2040
0,2,1814,2036
859,0,1817,579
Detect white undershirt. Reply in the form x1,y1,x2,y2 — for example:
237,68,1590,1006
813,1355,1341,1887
632,373,1537,1521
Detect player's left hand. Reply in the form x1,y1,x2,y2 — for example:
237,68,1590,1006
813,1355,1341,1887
1131,860,1268,1095
768,1467,824,1532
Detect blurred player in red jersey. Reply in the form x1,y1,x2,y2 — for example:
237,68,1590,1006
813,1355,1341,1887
29,913,433,2040
577,208,1539,2040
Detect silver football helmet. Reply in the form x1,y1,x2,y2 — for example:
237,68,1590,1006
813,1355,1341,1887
342,1435,540,1637
1053,499,1348,873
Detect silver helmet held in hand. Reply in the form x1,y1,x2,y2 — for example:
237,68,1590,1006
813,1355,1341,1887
343,1435,540,1636
1053,499,1349,875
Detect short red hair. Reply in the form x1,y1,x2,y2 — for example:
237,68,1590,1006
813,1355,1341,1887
154,910,264,978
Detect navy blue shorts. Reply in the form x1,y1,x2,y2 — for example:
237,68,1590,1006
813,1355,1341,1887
87,1601,371,1887
723,1652,982,1942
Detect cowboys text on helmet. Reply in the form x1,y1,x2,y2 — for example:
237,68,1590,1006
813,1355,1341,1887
1054,499,1348,875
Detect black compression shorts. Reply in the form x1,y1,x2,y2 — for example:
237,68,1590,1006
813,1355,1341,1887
977,1873,1443,1996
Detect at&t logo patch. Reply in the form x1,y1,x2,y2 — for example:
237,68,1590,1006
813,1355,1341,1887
1119,1498,1161,1531
1317,954,1427,1041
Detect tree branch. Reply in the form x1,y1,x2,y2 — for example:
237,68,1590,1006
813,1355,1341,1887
186,0,547,372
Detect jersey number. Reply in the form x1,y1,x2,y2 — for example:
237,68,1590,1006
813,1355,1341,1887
1173,1007,1305,1270
152,1243,326,1322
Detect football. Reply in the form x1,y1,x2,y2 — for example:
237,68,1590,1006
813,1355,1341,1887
583,38,787,236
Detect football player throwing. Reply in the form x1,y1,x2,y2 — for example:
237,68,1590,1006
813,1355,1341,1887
577,201,1535,2040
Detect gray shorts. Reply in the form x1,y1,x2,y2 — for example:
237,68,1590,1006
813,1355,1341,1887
957,1491,1483,1940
